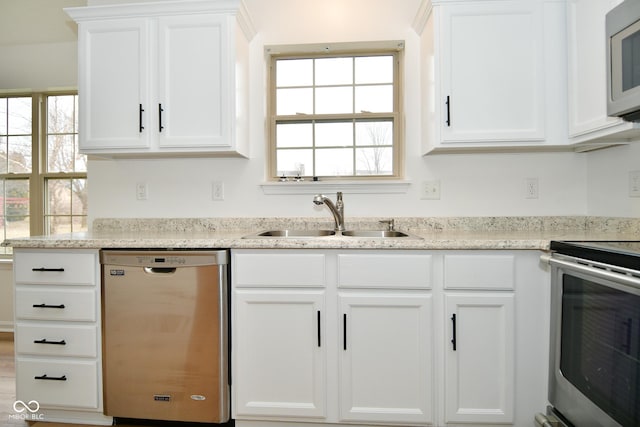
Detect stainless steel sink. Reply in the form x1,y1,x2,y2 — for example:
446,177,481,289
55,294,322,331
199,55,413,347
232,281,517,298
243,229,421,239
244,229,336,238
341,230,412,238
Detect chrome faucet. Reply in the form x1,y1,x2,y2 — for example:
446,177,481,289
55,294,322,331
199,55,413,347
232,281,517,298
313,192,345,231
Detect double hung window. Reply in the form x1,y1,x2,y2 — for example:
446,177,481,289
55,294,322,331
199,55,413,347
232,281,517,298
268,42,404,180
0,93,86,255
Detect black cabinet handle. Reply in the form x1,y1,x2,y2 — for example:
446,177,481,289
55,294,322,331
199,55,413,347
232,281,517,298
139,104,145,132
451,313,457,351
34,339,66,345
317,311,321,347
34,374,67,381
32,267,64,272
343,313,347,350
159,104,164,132
445,96,451,127
32,303,65,309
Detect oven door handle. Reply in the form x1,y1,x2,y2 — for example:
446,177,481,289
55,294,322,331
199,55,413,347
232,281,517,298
548,256,640,289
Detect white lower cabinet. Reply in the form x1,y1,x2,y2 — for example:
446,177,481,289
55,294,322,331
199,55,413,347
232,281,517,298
234,290,326,418
339,294,432,424
444,294,515,424
12,249,111,425
232,249,549,427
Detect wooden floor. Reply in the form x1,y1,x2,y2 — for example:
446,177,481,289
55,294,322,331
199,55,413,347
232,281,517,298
0,332,27,427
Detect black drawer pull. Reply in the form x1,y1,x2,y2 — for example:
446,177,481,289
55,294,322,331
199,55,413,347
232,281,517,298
34,374,67,381
32,304,65,309
34,339,66,345
32,267,65,272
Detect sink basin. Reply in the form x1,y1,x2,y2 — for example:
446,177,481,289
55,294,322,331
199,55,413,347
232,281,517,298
244,229,336,238
341,230,412,238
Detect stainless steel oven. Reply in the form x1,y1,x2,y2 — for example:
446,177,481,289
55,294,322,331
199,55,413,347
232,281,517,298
537,242,640,427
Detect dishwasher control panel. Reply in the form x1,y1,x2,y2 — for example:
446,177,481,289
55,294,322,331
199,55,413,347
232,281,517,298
100,250,228,268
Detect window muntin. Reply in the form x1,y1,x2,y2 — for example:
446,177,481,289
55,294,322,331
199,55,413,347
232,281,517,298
269,46,402,180
0,93,87,255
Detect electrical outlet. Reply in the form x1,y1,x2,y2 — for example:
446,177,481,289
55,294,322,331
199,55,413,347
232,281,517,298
420,180,441,200
525,178,538,199
136,182,148,201
212,181,225,201
630,171,640,197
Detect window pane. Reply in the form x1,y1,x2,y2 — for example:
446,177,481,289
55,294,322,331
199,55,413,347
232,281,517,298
355,56,393,84
48,95,76,134
0,137,6,174
355,85,393,113
355,121,393,146
316,87,352,114
8,135,32,173
276,122,312,148
7,97,32,134
47,94,84,174
2,179,30,239
48,179,71,215
315,121,353,147
0,99,6,135
45,215,71,235
315,57,352,86
277,59,313,87
46,178,87,234
277,88,313,115
277,149,312,177
356,147,393,175
316,148,353,176
75,135,87,173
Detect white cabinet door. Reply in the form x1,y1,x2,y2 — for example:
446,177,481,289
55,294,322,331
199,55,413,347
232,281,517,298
339,293,433,425
439,2,544,143
444,293,515,424
233,290,326,419
78,18,150,150
566,0,640,146
157,14,228,149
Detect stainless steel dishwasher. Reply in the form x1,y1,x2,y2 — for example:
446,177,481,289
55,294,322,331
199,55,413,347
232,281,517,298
100,250,229,423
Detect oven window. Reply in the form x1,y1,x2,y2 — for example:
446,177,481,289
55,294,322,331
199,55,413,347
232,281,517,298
622,29,640,92
560,276,640,427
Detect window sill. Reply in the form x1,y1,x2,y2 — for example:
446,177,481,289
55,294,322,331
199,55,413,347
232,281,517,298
260,180,411,195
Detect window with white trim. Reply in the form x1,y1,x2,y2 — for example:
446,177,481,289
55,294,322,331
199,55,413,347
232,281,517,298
268,42,404,181
0,92,86,255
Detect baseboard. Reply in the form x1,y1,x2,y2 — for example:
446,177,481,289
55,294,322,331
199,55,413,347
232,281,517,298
0,320,14,335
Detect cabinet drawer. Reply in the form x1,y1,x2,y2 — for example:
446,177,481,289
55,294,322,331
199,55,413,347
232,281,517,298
16,358,99,409
233,252,326,287
444,254,515,290
15,324,98,358
337,253,432,289
14,251,96,286
15,288,96,321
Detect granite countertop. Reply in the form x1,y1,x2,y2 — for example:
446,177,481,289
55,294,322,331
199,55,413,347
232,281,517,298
4,216,640,251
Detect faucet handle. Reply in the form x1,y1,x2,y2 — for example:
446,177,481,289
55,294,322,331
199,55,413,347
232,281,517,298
379,219,395,231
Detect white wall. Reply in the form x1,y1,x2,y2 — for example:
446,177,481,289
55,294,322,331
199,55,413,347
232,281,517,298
586,143,640,217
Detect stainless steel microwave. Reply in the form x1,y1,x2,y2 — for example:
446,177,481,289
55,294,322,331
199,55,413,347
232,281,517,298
607,0,640,122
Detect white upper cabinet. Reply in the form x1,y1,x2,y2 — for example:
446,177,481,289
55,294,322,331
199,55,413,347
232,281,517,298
66,1,254,157
416,0,568,153
566,0,640,149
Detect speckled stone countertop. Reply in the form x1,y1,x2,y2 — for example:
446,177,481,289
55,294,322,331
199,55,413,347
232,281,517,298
4,216,640,251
